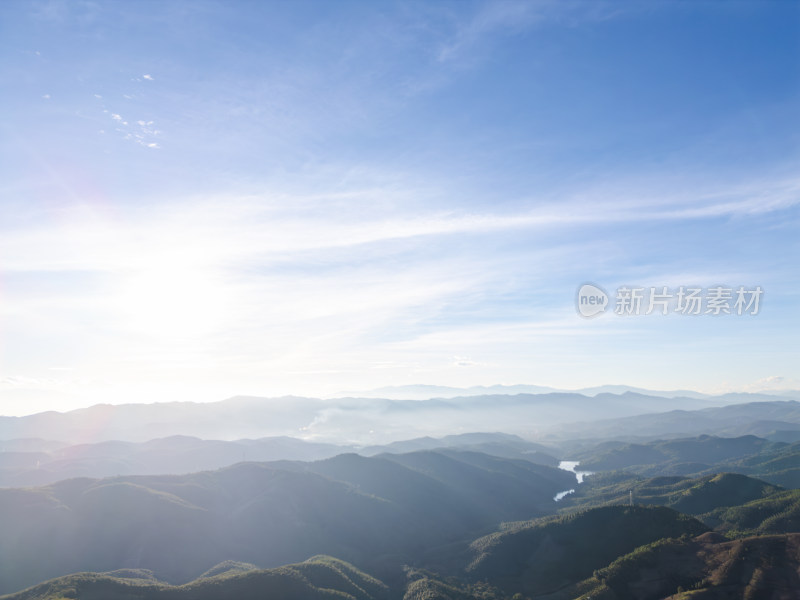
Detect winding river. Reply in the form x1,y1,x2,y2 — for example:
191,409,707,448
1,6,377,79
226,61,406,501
554,460,594,501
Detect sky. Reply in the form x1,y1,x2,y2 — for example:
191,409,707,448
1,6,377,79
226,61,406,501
0,0,799,416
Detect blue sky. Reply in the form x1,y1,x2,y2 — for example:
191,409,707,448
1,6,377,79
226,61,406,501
0,0,798,415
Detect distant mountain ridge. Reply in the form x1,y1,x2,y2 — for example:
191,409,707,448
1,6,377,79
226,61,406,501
338,383,714,400
3,391,793,445
0,432,559,488
550,400,800,442
3,399,800,486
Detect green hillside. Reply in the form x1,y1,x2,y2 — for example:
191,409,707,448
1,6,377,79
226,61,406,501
3,441,800,600
466,505,709,595
574,435,800,487
559,472,783,516
0,451,573,595
0,556,388,600
573,533,800,600
702,488,800,536
576,435,774,470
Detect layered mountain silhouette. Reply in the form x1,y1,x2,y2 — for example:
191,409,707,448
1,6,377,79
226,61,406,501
4,392,796,445
553,400,800,441
0,432,558,488
0,449,575,594
2,395,800,599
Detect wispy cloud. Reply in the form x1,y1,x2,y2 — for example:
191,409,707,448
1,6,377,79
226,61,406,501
437,1,544,63
0,169,796,276
1,166,791,401
103,108,160,148
2,0,797,411
433,0,629,65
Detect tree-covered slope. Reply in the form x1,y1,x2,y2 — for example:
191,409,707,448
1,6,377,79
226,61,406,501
573,435,800,487
559,472,784,516
572,533,800,600
0,555,388,600
702,488,800,536
466,505,709,595
0,451,573,595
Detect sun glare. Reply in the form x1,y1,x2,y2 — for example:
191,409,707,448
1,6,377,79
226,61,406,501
115,263,230,339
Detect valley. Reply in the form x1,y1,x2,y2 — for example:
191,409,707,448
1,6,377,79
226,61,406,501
1,391,799,599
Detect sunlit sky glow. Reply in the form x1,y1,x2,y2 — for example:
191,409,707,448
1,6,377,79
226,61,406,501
1,0,799,416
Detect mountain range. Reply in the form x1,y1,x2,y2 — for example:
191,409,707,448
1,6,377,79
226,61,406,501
0,432,560,488
2,391,800,599
2,390,798,446
3,399,800,488
3,462,799,599
338,384,728,400
0,449,575,594
550,399,800,443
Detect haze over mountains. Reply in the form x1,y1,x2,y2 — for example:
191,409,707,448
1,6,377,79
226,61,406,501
0,432,560,488
1,433,799,599
2,387,800,599
2,386,799,489
551,400,800,443
0,450,576,594
2,387,797,445
339,384,717,400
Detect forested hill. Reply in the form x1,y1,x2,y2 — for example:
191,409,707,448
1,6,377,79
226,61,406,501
0,450,574,595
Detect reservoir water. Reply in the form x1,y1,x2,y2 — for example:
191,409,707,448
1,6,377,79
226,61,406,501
554,460,594,501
